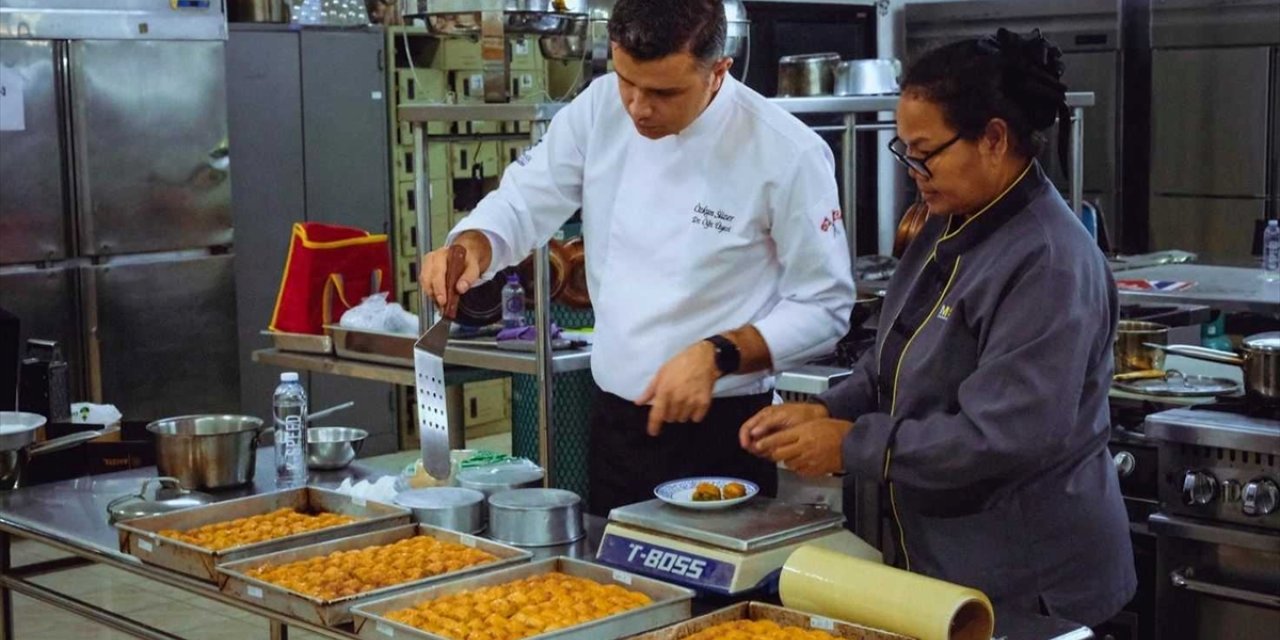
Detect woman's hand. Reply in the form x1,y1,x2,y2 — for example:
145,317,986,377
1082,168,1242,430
738,403,830,453
753,419,854,477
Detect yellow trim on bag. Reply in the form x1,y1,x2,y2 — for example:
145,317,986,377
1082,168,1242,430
295,223,388,249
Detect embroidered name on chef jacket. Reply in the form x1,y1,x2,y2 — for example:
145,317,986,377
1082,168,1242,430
692,202,735,234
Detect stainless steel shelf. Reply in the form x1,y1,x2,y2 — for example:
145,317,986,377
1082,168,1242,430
252,345,591,384
398,102,568,123
764,91,1095,115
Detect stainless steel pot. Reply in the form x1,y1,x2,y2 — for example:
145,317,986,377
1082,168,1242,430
835,58,900,96
1116,320,1169,374
487,488,584,547
1,412,107,490
1153,333,1280,405
777,53,841,97
394,487,486,534
147,415,264,491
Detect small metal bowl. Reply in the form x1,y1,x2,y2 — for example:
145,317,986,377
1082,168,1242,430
306,427,368,470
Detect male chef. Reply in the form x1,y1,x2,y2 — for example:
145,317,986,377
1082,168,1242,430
420,0,854,515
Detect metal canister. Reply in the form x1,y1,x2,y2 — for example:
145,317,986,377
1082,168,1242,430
487,488,585,547
777,53,841,97
394,487,486,534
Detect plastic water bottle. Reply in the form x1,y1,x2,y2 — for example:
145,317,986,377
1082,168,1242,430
1263,220,1280,282
501,274,526,329
272,372,308,487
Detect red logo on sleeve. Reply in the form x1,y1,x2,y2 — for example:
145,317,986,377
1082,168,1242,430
820,209,844,233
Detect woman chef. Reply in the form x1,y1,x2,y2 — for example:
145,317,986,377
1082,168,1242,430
742,29,1136,628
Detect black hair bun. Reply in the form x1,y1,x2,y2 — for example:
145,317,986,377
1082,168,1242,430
979,28,1068,131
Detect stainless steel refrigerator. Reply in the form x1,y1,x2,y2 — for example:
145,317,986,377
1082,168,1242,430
1148,0,1280,262
0,0,239,419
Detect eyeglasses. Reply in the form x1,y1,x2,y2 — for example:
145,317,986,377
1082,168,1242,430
887,134,962,179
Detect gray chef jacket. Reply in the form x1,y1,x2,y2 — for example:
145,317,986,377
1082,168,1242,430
819,162,1136,626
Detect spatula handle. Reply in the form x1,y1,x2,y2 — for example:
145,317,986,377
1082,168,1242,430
443,244,468,320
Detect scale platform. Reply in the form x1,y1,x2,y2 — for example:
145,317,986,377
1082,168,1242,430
596,498,880,596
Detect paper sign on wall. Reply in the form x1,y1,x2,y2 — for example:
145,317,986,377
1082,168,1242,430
0,67,25,132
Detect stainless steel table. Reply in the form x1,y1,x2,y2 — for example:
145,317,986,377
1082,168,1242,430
1115,264,1280,316
0,453,600,640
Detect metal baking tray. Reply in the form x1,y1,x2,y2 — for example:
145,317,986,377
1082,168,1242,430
629,602,911,640
218,523,532,626
116,487,412,582
350,557,695,640
327,325,415,367
263,330,333,355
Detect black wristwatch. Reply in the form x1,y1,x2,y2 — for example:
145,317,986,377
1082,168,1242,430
704,335,740,376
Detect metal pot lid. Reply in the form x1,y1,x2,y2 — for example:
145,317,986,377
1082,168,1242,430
1113,370,1241,398
108,494,217,523
1243,332,1280,353
780,52,841,64
394,487,485,510
456,465,545,487
488,488,581,510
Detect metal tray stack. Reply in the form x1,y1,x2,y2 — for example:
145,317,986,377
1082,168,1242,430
263,330,333,355
629,602,911,640
327,325,415,367
115,487,411,582
218,524,532,626
350,557,695,640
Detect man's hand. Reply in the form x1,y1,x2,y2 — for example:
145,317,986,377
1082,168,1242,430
738,402,830,453
752,418,852,477
420,231,493,309
636,341,720,437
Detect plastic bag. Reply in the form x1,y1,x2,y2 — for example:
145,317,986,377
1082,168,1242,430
339,293,420,335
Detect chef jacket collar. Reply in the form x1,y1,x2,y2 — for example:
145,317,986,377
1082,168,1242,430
674,72,738,141
935,160,1045,264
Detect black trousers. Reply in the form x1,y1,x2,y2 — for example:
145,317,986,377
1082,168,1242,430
586,389,778,516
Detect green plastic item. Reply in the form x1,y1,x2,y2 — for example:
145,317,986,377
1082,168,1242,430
1201,313,1234,352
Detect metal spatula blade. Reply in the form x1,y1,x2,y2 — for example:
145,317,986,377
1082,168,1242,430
415,245,468,480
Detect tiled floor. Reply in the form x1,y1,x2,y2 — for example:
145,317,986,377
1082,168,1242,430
5,538,335,639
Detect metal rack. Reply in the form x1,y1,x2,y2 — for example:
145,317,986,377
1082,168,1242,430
765,92,1097,262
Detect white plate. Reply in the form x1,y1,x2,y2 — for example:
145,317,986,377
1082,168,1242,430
654,477,759,510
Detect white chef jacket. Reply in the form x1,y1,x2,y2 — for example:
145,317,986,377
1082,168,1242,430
449,73,854,402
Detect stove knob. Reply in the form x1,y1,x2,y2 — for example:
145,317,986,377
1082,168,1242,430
1113,451,1136,478
1242,479,1279,517
1182,471,1217,506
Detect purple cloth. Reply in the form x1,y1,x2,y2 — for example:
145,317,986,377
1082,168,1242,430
496,323,561,342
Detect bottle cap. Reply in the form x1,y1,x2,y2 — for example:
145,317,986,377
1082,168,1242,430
507,273,521,284
1269,220,1278,227
280,372,300,383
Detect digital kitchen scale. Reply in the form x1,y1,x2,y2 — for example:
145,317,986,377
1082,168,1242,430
596,498,881,596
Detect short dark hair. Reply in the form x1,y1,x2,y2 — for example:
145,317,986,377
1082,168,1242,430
902,29,1070,170
607,0,726,64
